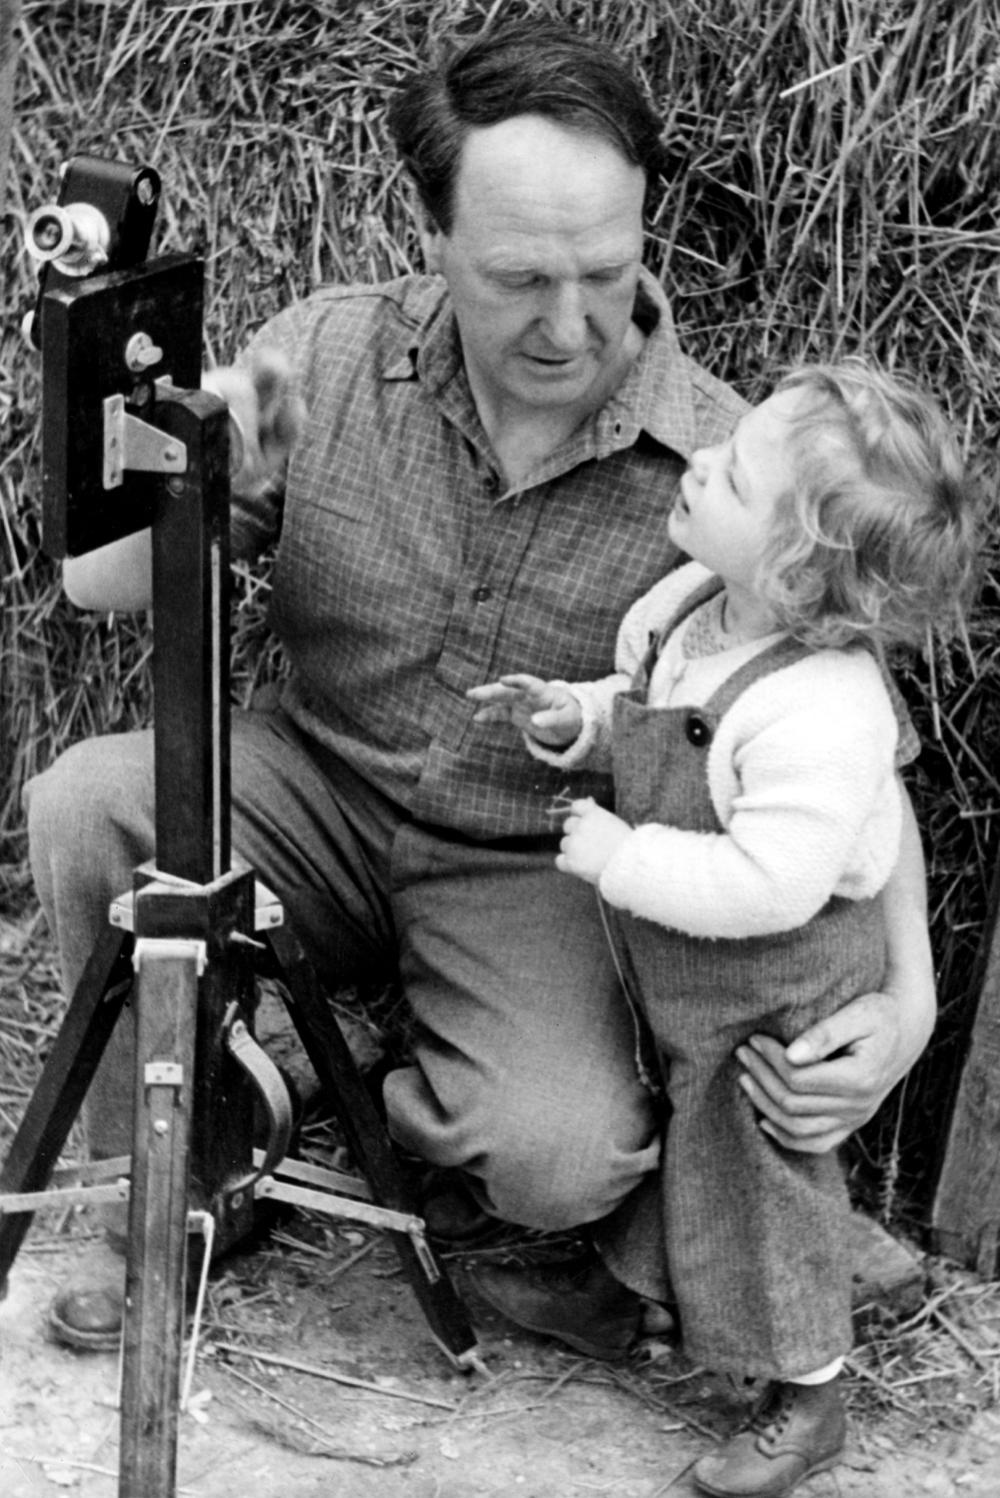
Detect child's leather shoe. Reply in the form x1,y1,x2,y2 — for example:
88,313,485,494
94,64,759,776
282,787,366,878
693,1375,846,1497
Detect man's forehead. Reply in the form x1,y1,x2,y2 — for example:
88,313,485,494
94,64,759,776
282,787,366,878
472,210,642,260
450,116,645,248
454,115,644,202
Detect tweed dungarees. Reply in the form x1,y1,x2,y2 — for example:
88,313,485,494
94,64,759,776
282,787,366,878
602,580,887,1380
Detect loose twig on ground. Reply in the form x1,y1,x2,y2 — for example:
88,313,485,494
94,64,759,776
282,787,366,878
212,1340,458,1410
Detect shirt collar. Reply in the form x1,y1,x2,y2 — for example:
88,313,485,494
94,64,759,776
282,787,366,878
594,268,700,461
379,278,460,387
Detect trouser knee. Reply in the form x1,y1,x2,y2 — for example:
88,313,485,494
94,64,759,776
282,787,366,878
25,733,155,991
27,736,152,869
476,1120,656,1232
385,1063,659,1234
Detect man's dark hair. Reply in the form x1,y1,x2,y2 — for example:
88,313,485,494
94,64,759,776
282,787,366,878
385,16,664,233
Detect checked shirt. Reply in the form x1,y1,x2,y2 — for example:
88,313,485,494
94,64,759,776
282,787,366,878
231,272,760,838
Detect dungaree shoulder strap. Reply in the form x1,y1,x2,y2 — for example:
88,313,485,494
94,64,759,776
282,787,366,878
638,574,726,681
703,635,815,721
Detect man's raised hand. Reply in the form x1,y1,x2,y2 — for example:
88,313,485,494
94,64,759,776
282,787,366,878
202,348,306,496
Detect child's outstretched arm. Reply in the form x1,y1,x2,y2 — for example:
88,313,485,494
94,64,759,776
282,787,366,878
467,674,583,749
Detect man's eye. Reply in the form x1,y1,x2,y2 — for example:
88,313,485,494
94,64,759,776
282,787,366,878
587,267,626,285
494,273,539,290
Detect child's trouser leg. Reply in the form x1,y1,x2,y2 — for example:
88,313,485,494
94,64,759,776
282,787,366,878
604,894,887,1380
660,1039,852,1379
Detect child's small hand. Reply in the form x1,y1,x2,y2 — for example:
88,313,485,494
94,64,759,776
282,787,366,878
467,675,583,748
556,798,631,884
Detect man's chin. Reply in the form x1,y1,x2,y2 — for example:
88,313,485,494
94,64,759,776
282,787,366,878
510,357,599,406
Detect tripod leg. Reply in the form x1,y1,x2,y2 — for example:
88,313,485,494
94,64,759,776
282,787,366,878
118,938,199,1498
0,925,133,1291
265,925,479,1366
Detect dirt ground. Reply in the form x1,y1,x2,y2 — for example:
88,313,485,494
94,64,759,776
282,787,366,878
3,1191,1000,1498
4,915,1000,1497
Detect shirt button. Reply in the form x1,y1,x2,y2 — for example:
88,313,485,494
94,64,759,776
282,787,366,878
472,584,493,603
484,472,500,494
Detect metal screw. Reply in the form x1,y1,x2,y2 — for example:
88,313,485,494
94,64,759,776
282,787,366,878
124,331,163,373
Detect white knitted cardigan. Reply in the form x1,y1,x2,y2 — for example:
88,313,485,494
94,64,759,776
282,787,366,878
529,562,902,940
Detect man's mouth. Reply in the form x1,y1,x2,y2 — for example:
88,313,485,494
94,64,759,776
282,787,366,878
523,350,588,369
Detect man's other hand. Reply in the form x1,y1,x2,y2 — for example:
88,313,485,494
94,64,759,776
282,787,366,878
735,986,930,1154
202,348,306,494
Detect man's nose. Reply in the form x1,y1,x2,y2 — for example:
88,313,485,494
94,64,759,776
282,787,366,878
541,282,588,351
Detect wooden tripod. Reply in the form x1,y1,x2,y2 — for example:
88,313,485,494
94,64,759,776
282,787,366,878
0,255,479,1498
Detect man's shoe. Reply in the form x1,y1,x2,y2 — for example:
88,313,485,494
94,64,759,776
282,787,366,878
49,1283,124,1352
420,1169,502,1246
469,1255,641,1360
48,1259,211,1352
692,1376,847,1497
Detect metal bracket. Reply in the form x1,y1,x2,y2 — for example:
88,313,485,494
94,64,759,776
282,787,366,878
254,879,284,932
145,1062,184,1088
103,392,187,490
132,937,208,978
109,891,134,932
112,875,284,935
252,1151,441,1283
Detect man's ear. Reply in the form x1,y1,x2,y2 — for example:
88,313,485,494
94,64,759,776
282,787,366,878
414,200,445,274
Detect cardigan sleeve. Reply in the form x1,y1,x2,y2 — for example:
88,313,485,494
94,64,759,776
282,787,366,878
597,656,901,938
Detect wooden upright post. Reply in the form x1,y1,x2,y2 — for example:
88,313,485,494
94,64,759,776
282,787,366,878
931,861,1000,1276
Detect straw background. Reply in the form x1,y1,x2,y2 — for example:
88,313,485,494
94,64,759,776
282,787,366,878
1,0,999,1235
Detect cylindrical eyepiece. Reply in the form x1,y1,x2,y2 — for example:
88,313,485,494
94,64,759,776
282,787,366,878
25,201,111,276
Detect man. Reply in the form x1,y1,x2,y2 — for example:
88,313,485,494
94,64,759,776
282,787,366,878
27,19,933,1489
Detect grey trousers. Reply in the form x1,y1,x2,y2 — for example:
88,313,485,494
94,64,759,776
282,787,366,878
24,705,659,1231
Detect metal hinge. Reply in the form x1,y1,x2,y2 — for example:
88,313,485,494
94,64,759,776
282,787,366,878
103,392,187,489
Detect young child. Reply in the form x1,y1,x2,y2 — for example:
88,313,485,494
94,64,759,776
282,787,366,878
468,361,980,1498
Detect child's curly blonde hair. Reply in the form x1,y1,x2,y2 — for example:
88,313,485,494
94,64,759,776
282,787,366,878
756,359,982,652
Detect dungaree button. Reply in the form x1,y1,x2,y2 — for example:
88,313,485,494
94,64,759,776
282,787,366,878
685,713,711,747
